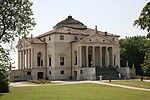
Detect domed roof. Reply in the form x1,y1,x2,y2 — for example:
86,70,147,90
53,16,87,30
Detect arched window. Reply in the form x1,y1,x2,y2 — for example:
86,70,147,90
37,52,41,66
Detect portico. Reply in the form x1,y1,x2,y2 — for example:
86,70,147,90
18,48,32,69
78,45,114,68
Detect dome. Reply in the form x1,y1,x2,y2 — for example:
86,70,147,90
53,16,87,30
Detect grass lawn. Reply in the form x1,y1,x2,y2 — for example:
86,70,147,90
0,83,150,100
109,80,150,89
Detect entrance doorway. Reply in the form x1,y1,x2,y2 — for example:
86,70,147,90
88,55,92,67
37,72,43,79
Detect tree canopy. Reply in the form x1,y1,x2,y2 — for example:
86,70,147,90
142,40,150,76
134,2,150,32
120,36,150,76
120,36,145,75
0,0,36,43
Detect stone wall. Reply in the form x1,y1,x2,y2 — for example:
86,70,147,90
117,67,136,79
9,70,25,82
81,67,96,80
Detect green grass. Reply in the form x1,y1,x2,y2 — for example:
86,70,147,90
109,80,150,89
0,83,150,100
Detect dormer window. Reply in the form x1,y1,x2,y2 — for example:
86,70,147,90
60,35,64,40
49,37,51,41
113,38,115,41
74,36,78,40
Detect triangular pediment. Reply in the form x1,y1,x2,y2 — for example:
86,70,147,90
16,37,31,48
80,33,115,44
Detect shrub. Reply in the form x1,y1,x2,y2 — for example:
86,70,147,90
0,70,9,93
28,80,51,84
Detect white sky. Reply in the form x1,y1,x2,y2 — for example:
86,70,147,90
11,0,149,68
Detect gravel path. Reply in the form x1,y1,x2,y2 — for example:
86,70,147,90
10,82,39,87
10,80,150,91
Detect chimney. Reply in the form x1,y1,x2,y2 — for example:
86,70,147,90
95,25,98,34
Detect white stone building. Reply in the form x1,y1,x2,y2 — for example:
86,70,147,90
10,16,135,81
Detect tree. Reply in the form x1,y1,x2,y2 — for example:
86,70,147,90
0,45,11,93
142,50,150,76
120,36,145,75
147,32,150,38
119,39,127,67
142,40,150,76
134,2,150,32
0,0,36,43
134,2,150,76
0,0,35,93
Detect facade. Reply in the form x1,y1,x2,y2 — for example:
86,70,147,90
10,16,135,81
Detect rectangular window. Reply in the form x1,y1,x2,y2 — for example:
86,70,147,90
61,71,64,74
41,60,43,66
49,57,51,66
75,51,77,65
49,37,51,41
60,57,64,66
74,36,78,40
80,70,83,74
37,57,41,66
49,71,51,75
27,71,31,75
60,35,64,40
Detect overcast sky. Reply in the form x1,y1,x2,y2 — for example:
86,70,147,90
12,0,149,68
30,0,149,38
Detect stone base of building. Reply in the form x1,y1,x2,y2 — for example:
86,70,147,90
9,67,96,82
9,67,135,82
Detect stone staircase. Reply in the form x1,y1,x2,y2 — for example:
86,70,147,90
96,67,124,80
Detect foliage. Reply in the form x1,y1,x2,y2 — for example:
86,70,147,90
0,0,36,43
0,0,35,93
142,40,150,76
120,36,145,75
134,2,150,32
0,45,11,70
147,32,150,38
0,70,9,93
28,80,51,84
133,2,150,75
0,45,11,93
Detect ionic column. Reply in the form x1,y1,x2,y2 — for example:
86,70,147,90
108,47,110,66
23,50,25,69
20,50,23,69
31,48,34,68
99,46,102,67
18,51,20,69
105,47,109,67
26,49,28,69
92,46,95,66
79,46,82,67
28,49,30,69
28,49,31,69
86,46,89,67
77,47,79,67
112,47,114,67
